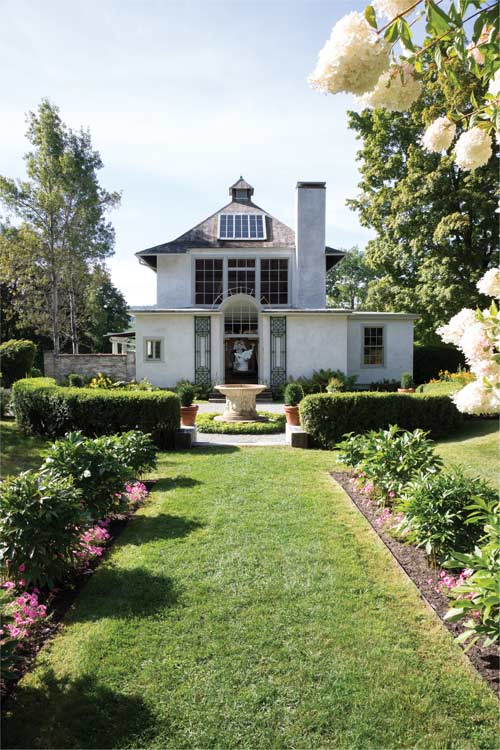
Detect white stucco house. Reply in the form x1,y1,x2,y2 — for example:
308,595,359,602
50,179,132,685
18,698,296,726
130,178,417,390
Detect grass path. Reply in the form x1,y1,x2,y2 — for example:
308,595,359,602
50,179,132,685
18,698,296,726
3,447,498,750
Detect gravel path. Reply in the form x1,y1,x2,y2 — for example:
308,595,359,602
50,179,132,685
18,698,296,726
194,432,286,447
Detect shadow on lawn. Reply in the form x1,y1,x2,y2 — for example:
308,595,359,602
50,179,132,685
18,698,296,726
156,475,203,491
129,512,205,545
3,669,163,749
439,419,499,444
71,565,181,622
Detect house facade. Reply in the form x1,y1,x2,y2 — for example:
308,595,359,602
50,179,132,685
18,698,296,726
131,178,417,390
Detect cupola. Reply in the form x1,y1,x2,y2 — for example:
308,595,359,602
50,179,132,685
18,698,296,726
229,176,254,203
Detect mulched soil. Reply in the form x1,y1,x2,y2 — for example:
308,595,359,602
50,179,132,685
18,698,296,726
331,470,499,696
1,506,142,707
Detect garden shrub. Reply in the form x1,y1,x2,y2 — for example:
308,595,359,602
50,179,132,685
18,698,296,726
11,377,180,448
0,340,36,387
0,387,11,418
108,430,157,477
196,412,285,434
0,471,86,587
68,373,86,388
443,496,500,649
337,426,442,501
413,343,465,385
176,379,212,401
40,432,130,521
397,467,497,563
288,368,357,395
283,383,303,406
300,392,462,448
177,383,195,407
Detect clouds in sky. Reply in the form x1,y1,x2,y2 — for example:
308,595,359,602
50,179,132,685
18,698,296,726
1,0,373,305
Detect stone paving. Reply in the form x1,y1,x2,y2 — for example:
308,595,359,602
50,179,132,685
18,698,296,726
194,400,286,446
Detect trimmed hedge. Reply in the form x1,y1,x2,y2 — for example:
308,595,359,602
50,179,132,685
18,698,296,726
0,339,36,387
12,378,180,449
299,392,463,449
413,344,466,385
196,411,285,434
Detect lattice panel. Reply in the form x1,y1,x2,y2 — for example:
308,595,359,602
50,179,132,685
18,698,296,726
195,317,211,386
270,316,286,388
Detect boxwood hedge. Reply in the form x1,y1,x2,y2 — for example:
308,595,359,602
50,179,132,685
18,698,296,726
12,378,180,449
299,392,462,449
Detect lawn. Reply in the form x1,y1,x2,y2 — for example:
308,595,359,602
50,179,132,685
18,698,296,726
435,418,499,490
0,419,49,477
3,443,498,749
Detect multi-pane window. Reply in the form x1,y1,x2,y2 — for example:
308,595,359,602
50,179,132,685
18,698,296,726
228,258,255,296
260,259,288,305
363,327,384,366
145,339,162,361
195,258,223,304
219,214,265,240
224,300,259,335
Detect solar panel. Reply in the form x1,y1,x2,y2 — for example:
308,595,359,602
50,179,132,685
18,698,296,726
219,214,265,240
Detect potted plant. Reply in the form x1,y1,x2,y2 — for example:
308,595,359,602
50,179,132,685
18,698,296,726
326,376,344,393
398,372,415,393
177,384,198,426
283,383,304,426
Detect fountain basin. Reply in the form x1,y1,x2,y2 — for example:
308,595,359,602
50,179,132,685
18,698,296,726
214,384,268,422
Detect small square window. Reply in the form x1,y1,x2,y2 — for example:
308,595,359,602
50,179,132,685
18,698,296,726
145,338,162,361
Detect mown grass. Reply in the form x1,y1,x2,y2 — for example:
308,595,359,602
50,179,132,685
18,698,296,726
436,418,499,490
0,419,49,477
3,446,498,749
417,380,463,395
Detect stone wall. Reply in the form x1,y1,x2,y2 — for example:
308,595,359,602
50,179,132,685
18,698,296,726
44,352,136,383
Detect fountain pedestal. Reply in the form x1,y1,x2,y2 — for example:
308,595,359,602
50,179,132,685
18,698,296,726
214,384,267,422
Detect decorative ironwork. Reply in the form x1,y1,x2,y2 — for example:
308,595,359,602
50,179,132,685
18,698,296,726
270,317,286,388
195,317,211,387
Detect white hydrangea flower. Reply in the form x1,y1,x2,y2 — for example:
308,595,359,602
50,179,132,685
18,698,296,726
373,0,413,19
470,359,500,381
421,117,456,152
477,267,500,298
487,68,500,97
309,12,390,96
455,126,492,170
436,308,477,347
357,64,422,111
460,322,491,362
452,380,500,415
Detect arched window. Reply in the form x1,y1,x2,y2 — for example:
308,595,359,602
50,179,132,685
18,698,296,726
223,295,259,336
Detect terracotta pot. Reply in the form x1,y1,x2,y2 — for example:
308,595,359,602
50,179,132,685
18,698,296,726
284,405,300,426
180,404,199,427
397,388,416,393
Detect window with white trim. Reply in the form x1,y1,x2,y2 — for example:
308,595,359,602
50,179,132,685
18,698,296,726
145,338,162,361
228,258,256,296
218,214,266,240
363,327,384,366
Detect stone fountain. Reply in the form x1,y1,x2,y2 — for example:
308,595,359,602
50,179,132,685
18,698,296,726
214,384,267,422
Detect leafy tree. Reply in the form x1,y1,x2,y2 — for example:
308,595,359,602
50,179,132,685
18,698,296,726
326,246,377,309
346,72,499,342
85,272,131,352
0,99,120,353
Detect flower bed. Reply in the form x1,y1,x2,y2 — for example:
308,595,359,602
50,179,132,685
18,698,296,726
0,480,150,700
196,411,285,434
332,471,499,692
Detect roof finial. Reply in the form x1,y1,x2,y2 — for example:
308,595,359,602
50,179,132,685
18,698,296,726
229,176,254,202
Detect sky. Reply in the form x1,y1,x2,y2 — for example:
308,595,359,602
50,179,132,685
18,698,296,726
1,0,374,306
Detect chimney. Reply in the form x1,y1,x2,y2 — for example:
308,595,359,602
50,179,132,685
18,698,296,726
294,181,326,308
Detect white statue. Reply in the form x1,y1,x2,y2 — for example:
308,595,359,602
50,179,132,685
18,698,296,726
233,343,254,372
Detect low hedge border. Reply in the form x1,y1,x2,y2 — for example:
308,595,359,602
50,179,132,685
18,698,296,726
196,411,285,434
11,378,180,449
299,392,462,449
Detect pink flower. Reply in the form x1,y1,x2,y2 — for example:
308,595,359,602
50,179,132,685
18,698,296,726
18,563,26,573
18,579,26,587
6,624,23,638
2,581,15,590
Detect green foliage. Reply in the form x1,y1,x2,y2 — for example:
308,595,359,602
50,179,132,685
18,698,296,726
337,425,442,501
414,344,466,384
397,468,496,563
365,378,399,392
347,72,499,344
289,368,357,395
30,367,42,378
84,276,130,352
108,431,157,478
443,496,500,649
0,339,36,387
0,471,86,586
176,379,212,401
283,383,303,406
177,384,195,407
67,373,86,388
300,392,462,449
41,432,129,521
196,412,285,435
400,372,414,389
11,378,180,449
326,246,376,309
